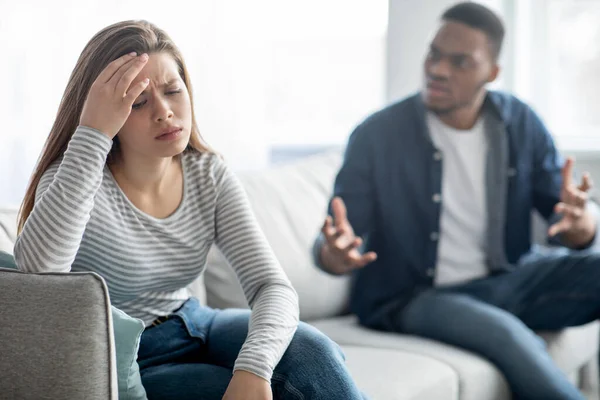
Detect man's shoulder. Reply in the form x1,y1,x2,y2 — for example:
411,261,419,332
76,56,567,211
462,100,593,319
352,94,422,140
487,91,555,155
486,90,537,122
365,94,420,124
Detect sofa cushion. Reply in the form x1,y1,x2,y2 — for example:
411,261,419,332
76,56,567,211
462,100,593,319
0,268,118,399
204,151,352,320
313,316,600,400
538,322,600,375
311,316,511,400
340,346,458,400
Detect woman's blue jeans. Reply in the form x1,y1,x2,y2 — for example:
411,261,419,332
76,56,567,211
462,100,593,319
137,298,366,399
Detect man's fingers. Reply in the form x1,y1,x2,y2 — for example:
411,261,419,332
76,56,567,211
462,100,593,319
321,216,332,232
322,216,353,249
562,157,574,188
331,197,348,229
555,202,584,219
334,237,377,269
578,173,593,192
349,251,378,269
343,238,362,253
563,187,588,208
333,232,354,249
550,203,581,236
361,251,378,265
321,216,337,238
548,220,568,237
574,191,588,208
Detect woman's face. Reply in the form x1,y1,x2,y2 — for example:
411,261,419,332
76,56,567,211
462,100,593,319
117,52,193,159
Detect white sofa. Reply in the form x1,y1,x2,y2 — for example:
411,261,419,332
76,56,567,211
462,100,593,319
1,150,599,399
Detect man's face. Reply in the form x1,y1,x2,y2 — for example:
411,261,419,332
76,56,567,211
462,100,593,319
423,21,499,114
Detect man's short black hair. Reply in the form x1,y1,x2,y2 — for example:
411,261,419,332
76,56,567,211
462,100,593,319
442,2,505,60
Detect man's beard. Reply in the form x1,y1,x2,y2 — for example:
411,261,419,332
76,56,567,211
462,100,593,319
427,103,461,115
425,79,488,115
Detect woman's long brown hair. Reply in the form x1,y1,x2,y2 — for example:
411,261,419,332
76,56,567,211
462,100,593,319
18,20,211,233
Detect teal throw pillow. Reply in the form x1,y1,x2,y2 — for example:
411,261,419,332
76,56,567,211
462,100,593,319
0,251,17,269
111,306,147,400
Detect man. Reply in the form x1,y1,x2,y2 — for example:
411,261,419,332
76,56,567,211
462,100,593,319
313,2,600,399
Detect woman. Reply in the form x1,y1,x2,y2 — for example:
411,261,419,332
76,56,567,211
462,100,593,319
14,20,365,400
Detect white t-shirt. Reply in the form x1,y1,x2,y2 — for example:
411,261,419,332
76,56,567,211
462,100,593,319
427,112,489,286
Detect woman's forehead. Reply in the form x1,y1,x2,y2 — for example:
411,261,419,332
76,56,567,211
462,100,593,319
134,53,181,85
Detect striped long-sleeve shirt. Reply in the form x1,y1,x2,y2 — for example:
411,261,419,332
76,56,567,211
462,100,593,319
14,126,299,381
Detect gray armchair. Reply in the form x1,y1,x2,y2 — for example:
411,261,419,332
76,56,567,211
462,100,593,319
0,267,117,399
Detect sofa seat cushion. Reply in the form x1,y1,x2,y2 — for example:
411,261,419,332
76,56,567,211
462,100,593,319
340,346,458,400
311,316,511,400
538,322,600,373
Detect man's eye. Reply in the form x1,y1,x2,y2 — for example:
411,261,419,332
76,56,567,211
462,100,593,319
427,50,441,61
452,57,469,68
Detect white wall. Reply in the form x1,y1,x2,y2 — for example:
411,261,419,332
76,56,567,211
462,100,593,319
386,0,458,103
386,0,505,103
0,0,387,206
385,0,600,182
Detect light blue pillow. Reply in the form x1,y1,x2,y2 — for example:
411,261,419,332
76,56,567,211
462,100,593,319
0,251,147,400
111,306,147,400
0,251,17,269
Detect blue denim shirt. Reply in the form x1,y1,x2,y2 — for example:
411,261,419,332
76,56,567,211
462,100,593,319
313,91,592,329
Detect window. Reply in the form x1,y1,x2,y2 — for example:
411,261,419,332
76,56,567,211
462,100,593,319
0,1,387,205
510,0,600,150
264,1,387,162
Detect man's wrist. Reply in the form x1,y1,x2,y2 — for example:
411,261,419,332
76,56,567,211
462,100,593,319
320,243,346,275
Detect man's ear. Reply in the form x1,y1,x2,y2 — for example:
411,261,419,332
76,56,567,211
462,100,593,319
488,64,500,83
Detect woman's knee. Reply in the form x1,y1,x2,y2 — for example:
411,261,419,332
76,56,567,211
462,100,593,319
287,322,345,365
275,323,365,399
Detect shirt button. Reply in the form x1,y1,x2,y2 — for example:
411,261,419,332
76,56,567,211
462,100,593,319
433,152,442,161
426,268,435,277
430,232,439,241
432,194,442,203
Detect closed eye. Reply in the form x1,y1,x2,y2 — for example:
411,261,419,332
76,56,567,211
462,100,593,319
132,100,147,109
131,90,182,110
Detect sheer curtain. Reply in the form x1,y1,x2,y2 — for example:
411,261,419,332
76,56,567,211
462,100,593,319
0,0,387,205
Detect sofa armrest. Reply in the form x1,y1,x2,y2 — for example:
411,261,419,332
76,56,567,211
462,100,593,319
0,268,118,399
